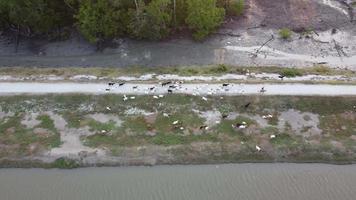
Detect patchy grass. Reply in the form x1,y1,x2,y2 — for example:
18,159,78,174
261,126,279,135
36,115,57,133
61,111,84,128
123,116,151,135
0,114,60,156
88,120,117,133
0,94,355,165
271,134,298,147
0,65,354,80
319,114,356,139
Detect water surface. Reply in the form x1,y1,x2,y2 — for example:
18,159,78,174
0,164,355,200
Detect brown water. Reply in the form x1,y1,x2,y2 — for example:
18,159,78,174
0,164,355,200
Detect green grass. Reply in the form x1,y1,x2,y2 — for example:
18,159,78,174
36,115,57,133
271,134,298,147
88,120,117,132
215,116,255,141
122,116,151,135
61,111,83,128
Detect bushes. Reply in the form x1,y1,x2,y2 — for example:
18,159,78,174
280,68,303,77
51,158,79,169
128,0,172,40
279,28,292,40
185,0,225,40
75,0,123,43
227,0,245,16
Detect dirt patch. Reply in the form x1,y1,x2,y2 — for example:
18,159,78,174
125,107,154,116
44,112,103,159
247,0,350,31
0,109,14,120
330,140,345,150
21,113,40,128
33,128,52,138
278,109,322,137
144,113,158,124
195,110,222,126
87,113,122,127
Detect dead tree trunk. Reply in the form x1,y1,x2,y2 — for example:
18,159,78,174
254,35,274,55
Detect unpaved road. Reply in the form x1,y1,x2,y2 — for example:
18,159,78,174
1,82,356,96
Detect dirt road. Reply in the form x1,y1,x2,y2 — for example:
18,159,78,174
1,82,356,96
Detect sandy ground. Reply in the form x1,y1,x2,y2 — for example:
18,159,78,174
0,0,355,69
0,82,356,96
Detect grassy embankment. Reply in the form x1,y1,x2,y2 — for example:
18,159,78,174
0,94,355,168
0,65,355,83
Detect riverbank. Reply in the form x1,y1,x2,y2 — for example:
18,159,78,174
0,94,355,168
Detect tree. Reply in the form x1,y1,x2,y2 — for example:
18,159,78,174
185,0,225,40
7,0,52,34
75,0,123,43
145,0,172,39
128,0,172,40
174,0,187,28
0,1,7,30
1,0,73,36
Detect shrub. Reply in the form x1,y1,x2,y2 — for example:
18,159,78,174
312,65,331,75
209,64,228,73
280,68,303,77
279,28,292,40
51,158,79,169
75,0,123,43
228,0,245,16
185,0,225,40
128,0,172,40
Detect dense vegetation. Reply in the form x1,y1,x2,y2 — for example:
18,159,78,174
0,0,244,43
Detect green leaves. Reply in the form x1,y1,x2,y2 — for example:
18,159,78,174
75,0,123,43
3,0,73,35
128,0,172,40
186,0,225,40
1,0,240,41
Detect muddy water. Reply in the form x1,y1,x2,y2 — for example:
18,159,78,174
0,164,356,200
